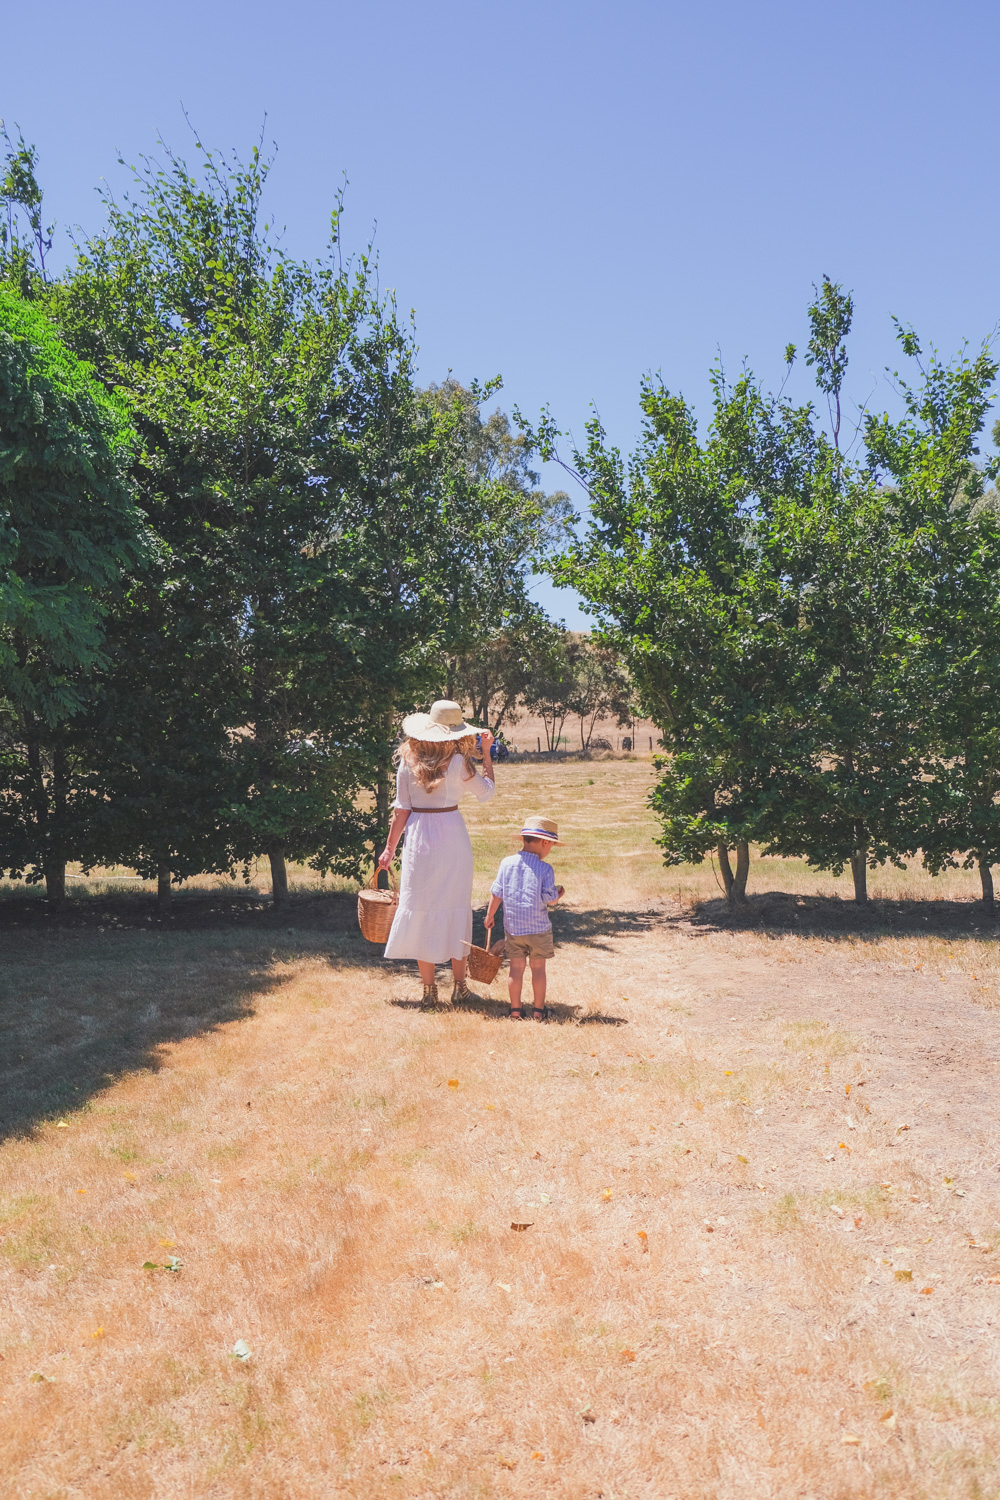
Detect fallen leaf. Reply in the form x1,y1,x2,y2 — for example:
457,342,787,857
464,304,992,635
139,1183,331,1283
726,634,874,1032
601,1188,612,1201
510,1223,533,1232
920,1286,934,1295
845,1084,851,1095
159,1239,175,1249
497,1456,515,1470
737,1154,749,1164
987,1276,1000,1284
839,1142,851,1152
881,1411,897,1429
232,1339,252,1361
620,1349,636,1362
723,1070,733,1076
894,1269,913,1282
142,1261,159,1270
896,1123,910,1134
123,1172,137,1182
29,1371,54,1382
530,1450,544,1460
77,1188,86,1195
447,1079,459,1089
91,1327,104,1339
637,1231,648,1251
496,1281,512,1292
841,1432,862,1446
55,1121,68,1130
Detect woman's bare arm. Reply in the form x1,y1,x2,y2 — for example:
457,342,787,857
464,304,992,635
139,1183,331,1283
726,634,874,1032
377,807,410,870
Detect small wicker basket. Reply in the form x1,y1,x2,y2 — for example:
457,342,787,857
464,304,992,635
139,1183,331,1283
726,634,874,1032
357,869,398,944
465,938,505,984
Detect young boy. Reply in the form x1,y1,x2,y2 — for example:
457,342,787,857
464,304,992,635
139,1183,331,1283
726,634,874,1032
484,816,565,1021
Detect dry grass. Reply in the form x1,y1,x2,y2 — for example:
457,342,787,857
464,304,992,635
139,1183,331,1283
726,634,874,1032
3,761,1000,1496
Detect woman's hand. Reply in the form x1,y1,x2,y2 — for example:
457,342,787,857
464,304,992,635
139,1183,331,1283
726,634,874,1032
377,846,394,872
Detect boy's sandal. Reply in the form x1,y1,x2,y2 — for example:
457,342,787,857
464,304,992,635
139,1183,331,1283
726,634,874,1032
532,1007,547,1022
509,1006,522,1020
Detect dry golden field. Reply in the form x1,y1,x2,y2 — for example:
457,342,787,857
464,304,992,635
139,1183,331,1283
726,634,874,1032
4,758,1000,1498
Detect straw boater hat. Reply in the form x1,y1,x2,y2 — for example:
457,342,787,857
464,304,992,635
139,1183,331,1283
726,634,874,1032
401,699,482,743
521,816,565,845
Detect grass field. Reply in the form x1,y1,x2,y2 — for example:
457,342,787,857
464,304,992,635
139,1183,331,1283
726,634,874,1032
4,758,1000,1498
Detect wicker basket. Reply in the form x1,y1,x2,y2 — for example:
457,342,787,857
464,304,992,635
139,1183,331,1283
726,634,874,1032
357,869,398,943
466,938,505,984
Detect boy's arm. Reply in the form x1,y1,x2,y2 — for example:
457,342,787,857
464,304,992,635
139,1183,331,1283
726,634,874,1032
484,893,502,930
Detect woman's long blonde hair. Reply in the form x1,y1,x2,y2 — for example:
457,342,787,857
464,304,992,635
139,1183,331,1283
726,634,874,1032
395,735,478,793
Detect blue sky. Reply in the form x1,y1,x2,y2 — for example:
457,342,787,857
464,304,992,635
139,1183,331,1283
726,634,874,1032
5,0,998,624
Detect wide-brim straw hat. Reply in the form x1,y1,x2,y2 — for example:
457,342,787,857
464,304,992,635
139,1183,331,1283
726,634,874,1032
520,816,565,845
401,699,482,743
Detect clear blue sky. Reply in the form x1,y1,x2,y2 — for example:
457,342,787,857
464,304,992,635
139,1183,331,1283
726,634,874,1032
5,0,998,624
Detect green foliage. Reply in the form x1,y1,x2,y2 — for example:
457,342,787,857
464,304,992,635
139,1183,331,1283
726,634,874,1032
535,281,1000,904
0,287,145,888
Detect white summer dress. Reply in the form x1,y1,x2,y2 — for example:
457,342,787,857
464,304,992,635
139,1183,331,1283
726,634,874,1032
383,756,496,962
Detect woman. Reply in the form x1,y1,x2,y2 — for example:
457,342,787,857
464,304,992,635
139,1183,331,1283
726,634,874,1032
378,700,495,1008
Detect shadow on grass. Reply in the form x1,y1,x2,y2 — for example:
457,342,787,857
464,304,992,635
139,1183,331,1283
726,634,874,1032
0,918,316,1140
0,886,360,933
687,891,1000,942
386,991,627,1026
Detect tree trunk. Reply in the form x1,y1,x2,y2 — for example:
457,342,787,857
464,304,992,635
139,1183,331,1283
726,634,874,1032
850,845,868,903
157,862,172,910
44,860,66,903
374,710,394,840
269,844,289,908
717,843,735,903
979,856,995,911
717,842,749,907
733,840,750,904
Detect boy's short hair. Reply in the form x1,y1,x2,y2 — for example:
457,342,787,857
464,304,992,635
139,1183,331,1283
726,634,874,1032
521,834,549,850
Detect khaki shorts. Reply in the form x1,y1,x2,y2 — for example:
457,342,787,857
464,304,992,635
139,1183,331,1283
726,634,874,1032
504,930,554,961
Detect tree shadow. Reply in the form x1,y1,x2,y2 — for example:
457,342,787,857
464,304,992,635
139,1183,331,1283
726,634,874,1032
0,886,361,934
0,927,310,1144
547,905,670,952
687,891,1000,942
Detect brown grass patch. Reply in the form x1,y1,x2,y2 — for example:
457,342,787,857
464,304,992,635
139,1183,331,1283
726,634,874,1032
2,761,1000,1495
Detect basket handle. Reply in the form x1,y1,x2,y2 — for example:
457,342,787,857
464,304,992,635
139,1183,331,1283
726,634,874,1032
368,867,397,892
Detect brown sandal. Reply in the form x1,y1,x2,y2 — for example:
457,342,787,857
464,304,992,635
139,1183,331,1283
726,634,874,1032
420,981,439,1011
509,1006,522,1020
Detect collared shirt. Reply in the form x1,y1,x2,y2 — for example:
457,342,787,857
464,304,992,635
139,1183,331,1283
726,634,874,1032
490,851,558,936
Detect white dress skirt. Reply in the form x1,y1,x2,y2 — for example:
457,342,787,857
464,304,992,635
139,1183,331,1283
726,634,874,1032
383,754,496,963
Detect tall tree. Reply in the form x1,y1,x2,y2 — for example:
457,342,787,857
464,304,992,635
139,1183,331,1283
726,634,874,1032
55,136,536,899
0,288,145,898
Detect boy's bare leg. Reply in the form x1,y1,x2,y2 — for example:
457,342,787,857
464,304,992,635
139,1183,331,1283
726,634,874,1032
530,956,547,1017
508,955,526,1017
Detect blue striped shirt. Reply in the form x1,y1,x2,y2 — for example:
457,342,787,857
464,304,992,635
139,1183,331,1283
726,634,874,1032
490,851,558,936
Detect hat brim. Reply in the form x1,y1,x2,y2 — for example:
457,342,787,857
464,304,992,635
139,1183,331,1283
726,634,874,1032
401,712,481,742
520,828,566,844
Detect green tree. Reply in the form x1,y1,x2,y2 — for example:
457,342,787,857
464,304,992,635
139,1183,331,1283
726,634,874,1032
867,332,1000,906
55,136,535,900
0,288,145,898
567,636,634,751
530,365,818,904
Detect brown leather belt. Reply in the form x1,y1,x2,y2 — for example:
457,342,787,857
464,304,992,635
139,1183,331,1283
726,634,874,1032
410,805,458,813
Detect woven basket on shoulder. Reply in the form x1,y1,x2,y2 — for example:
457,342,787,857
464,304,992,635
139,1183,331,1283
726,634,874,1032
466,938,505,984
357,869,398,944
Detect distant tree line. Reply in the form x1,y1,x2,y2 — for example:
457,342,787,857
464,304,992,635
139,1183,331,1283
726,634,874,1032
525,279,1000,908
0,127,573,905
